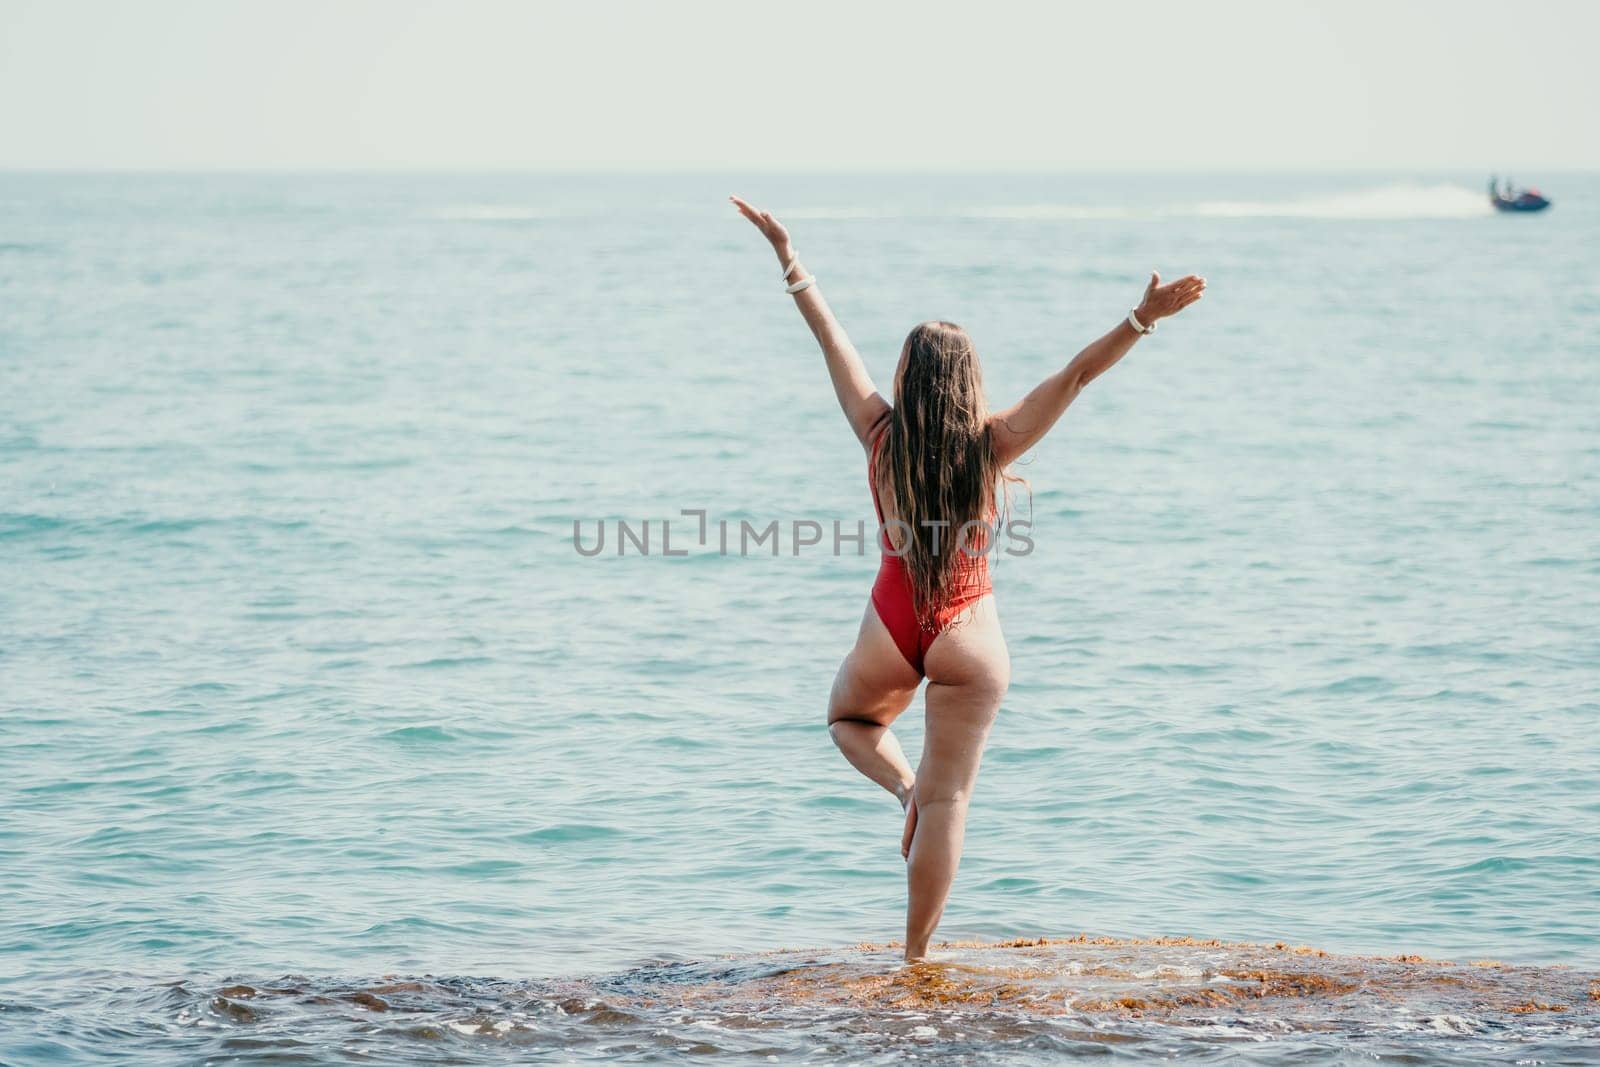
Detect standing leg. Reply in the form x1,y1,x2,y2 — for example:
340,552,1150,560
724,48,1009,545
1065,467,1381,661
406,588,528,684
903,598,1008,960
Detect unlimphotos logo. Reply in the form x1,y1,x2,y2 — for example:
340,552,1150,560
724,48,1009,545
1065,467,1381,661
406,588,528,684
572,509,1034,558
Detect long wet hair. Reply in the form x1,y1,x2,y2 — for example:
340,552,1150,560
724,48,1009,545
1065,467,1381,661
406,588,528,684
874,320,1024,628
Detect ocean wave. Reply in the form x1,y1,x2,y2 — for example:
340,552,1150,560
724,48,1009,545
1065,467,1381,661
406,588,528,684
965,203,1137,220
16,936,1593,1065
782,206,914,220
425,205,555,221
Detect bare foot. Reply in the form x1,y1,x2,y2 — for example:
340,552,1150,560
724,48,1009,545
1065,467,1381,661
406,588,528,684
900,787,918,860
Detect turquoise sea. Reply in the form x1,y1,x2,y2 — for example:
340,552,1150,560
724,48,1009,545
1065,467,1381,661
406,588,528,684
2,173,1597,1062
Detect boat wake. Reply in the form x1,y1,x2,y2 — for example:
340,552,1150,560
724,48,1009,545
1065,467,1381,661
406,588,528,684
1192,182,1495,219
788,183,1497,222
11,935,1597,1064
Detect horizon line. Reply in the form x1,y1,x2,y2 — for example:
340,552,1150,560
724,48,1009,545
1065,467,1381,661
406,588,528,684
0,164,1594,176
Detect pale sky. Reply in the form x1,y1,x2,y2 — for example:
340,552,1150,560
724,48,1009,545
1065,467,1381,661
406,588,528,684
1,0,1596,171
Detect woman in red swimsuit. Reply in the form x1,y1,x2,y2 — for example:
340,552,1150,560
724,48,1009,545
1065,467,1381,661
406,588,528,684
731,195,1205,961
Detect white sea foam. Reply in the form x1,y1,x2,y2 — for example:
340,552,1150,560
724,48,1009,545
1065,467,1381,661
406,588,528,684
1133,964,1206,979
1420,1014,1481,1035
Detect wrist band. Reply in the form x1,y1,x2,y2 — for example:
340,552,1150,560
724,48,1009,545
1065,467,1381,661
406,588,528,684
785,275,816,294
781,252,800,280
1127,308,1157,335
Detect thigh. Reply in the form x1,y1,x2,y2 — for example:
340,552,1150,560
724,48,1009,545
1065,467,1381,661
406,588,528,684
918,596,1010,800
827,599,923,728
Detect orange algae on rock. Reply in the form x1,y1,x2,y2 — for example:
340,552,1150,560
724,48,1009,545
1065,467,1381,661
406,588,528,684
1507,999,1569,1013
1224,969,1360,999
708,933,1600,1030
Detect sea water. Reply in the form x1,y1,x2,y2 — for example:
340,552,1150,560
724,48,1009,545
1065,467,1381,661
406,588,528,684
2,173,1597,1062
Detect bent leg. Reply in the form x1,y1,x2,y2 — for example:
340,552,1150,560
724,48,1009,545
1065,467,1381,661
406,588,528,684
827,600,923,803
904,597,1009,960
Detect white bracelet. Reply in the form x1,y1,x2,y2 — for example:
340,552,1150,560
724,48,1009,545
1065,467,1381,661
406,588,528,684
1126,308,1157,335
781,252,800,280
785,275,816,294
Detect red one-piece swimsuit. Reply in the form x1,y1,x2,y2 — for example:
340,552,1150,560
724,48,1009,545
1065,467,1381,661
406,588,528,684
866,421,994,676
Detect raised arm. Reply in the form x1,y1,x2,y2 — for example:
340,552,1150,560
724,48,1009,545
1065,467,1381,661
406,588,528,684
730,195,889,449
988,271,1206,465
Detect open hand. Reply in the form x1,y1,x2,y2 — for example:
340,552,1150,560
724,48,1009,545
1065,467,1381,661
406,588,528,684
729,195,792,254
1136,271,1206,323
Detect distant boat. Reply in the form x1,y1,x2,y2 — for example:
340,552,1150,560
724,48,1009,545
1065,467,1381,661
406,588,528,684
1488,176,1551,212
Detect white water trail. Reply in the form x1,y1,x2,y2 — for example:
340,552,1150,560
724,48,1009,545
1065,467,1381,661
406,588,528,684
1192,183,1494,220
